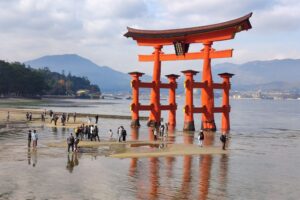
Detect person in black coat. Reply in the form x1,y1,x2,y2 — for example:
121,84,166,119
220,133,227,150
122,127,127,142
28,130,32,147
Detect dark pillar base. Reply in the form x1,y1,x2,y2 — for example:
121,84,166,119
130,119,140,128
147,120,160,127
201,120,217,132
183,121,195,131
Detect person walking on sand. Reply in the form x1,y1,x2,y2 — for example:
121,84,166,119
159,124,165,137
74,137,80,152
32,130,38,149
26,112,29,120
41,113,45,122
7,111,10,121
73,112,77,123
29,112,32,121
117,126,122,142
198,130,204,147
95,115,99,124
153,128,158,141
90,125,95,141
108,129,113,140
220,133,227,150
28,130,32,147
94,125,100,142
122,127,127,142
67,133,75,152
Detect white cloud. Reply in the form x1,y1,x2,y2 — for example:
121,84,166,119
0,0,299,76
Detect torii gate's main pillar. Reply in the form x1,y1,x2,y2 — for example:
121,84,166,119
148,45,163,127
201,42,216,131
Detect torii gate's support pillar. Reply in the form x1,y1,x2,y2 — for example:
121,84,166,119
148,45,163,127
182,70,198,131
201,42,216,131
219,73,234,133
166,74,180,127
129,72,144,128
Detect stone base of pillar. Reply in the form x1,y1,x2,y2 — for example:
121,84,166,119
130,119,140,128
201,120,217,132
183,121,195,131
147,120,160,127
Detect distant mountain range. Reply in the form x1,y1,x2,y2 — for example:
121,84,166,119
25,54,133,92
213,59,300,91
25,54,300,92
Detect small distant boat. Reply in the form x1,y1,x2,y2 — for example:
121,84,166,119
126,96,132,100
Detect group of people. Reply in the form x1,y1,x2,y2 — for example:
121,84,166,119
117,126,127,142
27,130,38,149
66,133,80,152
152,123,168,141
25,112,33,121
50,111,75,126
74,124,100,141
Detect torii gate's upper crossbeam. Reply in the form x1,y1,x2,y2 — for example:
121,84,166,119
139,49,233,62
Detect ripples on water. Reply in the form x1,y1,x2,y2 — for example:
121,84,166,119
0,98,300,199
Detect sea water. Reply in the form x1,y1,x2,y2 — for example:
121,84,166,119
0,98,299,199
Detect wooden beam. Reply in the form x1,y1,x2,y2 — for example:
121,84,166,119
193,82,207,88
139,49,232,62
139,104,152,110
213,83,225,89
139,82,153,88
213,107,225,113
194,106,206,113
210,49,233,58
160,105,176,110
159,83,172,89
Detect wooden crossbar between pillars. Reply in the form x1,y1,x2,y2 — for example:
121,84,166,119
139,49,233,62
129,71,179,128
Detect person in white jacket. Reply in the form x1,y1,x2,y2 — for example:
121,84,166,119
31,130,38,148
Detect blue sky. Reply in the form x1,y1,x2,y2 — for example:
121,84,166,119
0,0,299,75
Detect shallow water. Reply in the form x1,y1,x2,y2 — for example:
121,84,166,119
0,98,300,199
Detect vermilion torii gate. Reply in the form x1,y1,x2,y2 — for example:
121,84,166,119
125,13,252,131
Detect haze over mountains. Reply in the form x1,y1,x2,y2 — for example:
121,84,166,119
25,54,300,93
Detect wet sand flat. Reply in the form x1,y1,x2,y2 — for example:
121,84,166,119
47,140,227,158
1,108,227,159
111,144,227,158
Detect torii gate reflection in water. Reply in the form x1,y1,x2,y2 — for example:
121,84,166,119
125,13,252,132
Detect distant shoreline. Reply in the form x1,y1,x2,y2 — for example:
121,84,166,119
0,108,148,123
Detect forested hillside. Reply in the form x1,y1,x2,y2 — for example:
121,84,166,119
0,60,100,97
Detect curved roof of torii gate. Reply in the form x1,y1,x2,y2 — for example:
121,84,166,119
124,13,252,44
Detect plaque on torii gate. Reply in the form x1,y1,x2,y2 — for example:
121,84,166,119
125,13,252,132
